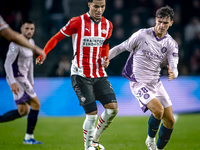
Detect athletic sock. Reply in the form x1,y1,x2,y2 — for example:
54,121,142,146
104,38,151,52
83,114,97,148
157,124,173,149
148,114,161,138
0,110,21,122
24,133,34,140
26,109,39,134
93,108,118,142
146,135,156,142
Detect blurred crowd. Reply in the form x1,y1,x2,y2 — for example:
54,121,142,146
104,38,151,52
1,0,200,77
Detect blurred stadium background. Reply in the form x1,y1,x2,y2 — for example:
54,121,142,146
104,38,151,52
0,0,200,116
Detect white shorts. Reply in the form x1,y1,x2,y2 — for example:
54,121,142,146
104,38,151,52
7,77,37,105
130,81,172,113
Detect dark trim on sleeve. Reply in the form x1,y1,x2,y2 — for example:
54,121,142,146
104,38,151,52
103,39,109,45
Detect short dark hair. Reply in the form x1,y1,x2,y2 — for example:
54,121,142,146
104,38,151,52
156,5,174,21
21,19,34,26
88,0,105,2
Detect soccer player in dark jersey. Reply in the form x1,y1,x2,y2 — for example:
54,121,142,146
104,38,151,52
0,15,46,61
1,20,42,144
109,6,178,150
36,0,118,149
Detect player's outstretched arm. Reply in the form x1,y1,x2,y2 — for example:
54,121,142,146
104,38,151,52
1,27,46,61
109,42,127,60
167,65,175,81
36,31,65,65
1,27,32,48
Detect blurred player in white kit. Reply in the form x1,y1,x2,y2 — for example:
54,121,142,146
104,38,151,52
0,20,43,145
109,6,178,150
0,15,46,60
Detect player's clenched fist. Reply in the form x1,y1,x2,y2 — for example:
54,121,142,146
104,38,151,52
36,52,46,65
102,56,110,68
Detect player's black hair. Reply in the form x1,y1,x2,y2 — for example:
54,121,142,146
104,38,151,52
88,0,105,2
21,19,34,25
156,5,174,21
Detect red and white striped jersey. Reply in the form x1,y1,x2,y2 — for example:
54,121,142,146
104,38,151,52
0,15,9,31
60,13,113,78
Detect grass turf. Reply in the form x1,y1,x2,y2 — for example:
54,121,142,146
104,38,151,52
0,114,199,150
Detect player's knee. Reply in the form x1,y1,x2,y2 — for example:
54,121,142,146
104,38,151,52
36,101,41,109
105,108,118,124
86,110,97,115
104,102,118,109
18,108,29,116
106,108,118,117
33,102,40,110
31,98,41,110
153,108,164,120
170,118,175,128
165,117,175,129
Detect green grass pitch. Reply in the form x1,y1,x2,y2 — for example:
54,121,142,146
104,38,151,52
0,114,199,150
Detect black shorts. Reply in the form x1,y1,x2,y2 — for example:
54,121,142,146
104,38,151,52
71,75,117,107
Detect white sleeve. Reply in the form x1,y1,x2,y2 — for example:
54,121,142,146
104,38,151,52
123,29,141,52
109,29,141,60
4,43,19,84
109,42,127,60
167,41,179,78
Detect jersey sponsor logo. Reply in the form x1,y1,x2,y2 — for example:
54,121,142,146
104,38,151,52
101,29,107,34
85,28,90,33
82,36,105,47
142,50,164,60
172,53,179,57
161,47,167,53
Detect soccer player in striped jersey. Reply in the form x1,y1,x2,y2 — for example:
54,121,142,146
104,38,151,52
36,0,118,149
1,20,42,145
109,6,178,150
0,15,46,61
